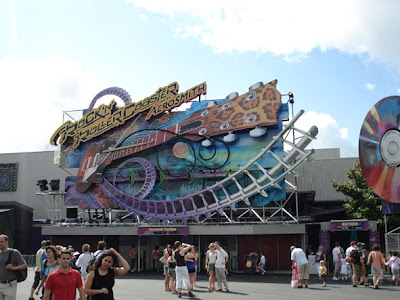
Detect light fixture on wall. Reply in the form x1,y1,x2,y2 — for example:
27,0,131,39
36,180,48,192
50,179,60,192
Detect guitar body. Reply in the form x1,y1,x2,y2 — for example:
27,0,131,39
177,80,281,138
76,142,107,193
75,80,281,193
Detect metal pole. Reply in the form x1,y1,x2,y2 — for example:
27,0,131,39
198,235,201,273
138,236,141,272
289,96,299,221
384,214,388,251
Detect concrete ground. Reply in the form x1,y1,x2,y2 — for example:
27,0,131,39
16,269,399,300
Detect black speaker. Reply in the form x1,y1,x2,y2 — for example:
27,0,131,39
66,208,78,219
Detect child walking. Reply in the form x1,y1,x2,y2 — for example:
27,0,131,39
386,251,400,285
340,253,348,280
319,260,328,287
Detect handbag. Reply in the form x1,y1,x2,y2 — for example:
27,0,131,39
6,249,28,282
159,255,167,265
291,265,299,288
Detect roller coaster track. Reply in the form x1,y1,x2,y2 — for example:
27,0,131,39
86,87,132,114
93,109,318,223
65,181,104,209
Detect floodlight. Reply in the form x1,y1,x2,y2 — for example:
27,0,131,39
37,180,48,192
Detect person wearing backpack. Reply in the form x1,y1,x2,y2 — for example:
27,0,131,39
345,241,357,281
351,243,368,287
0,234,27,300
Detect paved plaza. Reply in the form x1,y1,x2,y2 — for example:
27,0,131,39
16,270,399,300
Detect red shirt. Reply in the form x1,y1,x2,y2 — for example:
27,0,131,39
45,266,82,300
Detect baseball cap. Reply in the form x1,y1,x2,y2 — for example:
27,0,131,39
350,241,356,245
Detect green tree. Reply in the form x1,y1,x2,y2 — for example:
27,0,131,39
332,160,400,230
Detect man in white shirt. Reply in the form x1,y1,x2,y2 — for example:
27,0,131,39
332,242,341,280
290,246,309,288
214,241,229,292
75,244,93,280
345,241,357,280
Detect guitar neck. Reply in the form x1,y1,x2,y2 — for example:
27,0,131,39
104,129,177,165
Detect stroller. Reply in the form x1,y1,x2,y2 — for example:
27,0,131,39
244,252,259,274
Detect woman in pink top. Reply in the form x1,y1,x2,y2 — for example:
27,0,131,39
367,244,386,289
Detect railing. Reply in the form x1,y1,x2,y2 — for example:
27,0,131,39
22,255,36,268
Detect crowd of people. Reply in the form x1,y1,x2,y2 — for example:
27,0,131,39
157,240,230,298
2,232,400,300
291,241,400,289
22,238,128,300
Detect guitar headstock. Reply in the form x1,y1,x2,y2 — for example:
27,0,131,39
180,80,281,138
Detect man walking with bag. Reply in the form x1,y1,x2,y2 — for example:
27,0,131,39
0,234,27,300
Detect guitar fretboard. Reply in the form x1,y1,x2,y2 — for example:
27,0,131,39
104,129,178,165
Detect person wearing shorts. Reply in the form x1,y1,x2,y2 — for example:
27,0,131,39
368,244,385,289
167,253,177,294
290,246,309,288
332,242,341,280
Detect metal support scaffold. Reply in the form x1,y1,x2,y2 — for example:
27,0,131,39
36,191,66,224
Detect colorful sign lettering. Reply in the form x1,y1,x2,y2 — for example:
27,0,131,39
330,221,369,231
50,82,206,149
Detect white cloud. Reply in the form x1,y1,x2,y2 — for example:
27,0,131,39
365,83,376,91
397,88,400,94
127,0,400,69
290,111,357,157
139,14,148,23
0,57,107,153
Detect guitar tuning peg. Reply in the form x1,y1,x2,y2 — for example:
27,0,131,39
250,126,267,137
223,131,237,143
201,139,212,147
248,82,264,91
206,101,217,108
225,92,239,100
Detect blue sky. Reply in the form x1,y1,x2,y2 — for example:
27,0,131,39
1,0,399,157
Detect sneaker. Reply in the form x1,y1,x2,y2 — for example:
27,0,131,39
188,292,195,298
333,277,339,280
322,283,326,287
178,293,182,298
225,289,230,292
217,289,223,292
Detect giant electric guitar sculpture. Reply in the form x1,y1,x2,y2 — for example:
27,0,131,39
76,80,282,193
64,79,318,222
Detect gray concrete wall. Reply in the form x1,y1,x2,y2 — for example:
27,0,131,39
0,151,75,219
